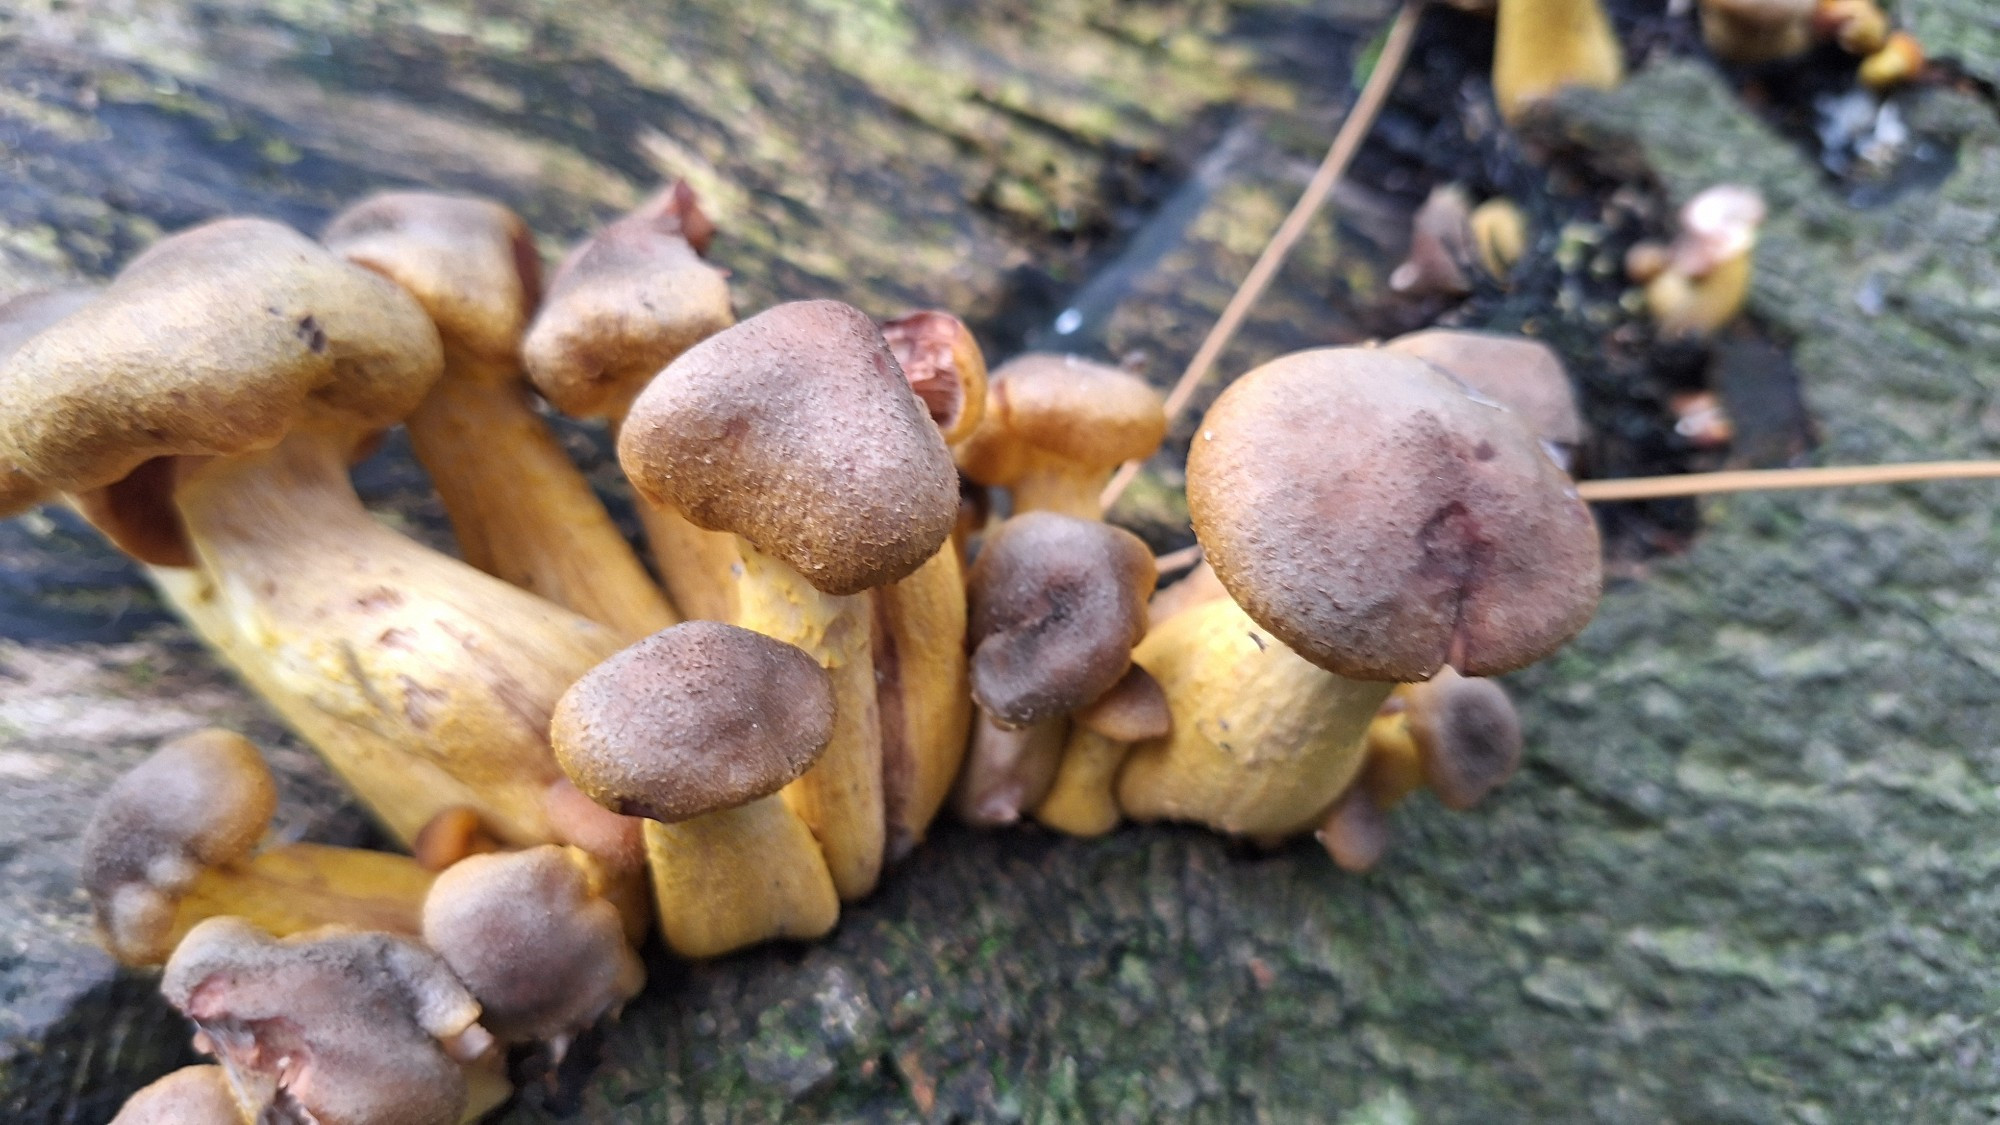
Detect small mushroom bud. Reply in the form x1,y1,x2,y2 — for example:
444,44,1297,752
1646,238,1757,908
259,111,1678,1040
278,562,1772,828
954,353,1167,518
553,621,841,956
1470,198,1530,281
162,917,493,1125
1858,31,1924,90
1697,0,1817,63
422,846,644,1050
110,1066,245,1125
1815,0,1888,55
1493,0,1625,124
1390,184,1476,298
1645,185,1767,339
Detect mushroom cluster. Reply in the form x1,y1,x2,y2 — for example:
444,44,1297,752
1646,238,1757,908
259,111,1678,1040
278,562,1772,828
0,183,1605,1121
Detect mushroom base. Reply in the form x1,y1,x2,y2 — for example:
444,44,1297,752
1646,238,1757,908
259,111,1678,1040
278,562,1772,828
874,543,972,861
644,797,839,958
1034,728,1130,837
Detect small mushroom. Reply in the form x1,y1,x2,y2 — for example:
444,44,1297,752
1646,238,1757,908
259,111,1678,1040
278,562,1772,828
82,729,433,965
1470,198,1530,281
1697,0,1818,63
1032,663,1173,837
1390,184,1476,298
553,621,841,957
1644,185,1767,339
324,191,677,637
421,846,644,1049
522,182,739,623
110,1066,245,1125
619,300,957,901
1814,0,1889,55
1858,30,1924,90
1383,328,1587,471
955,353,1167,518
1118,348,1600,836
1492,0,1625,124
162,917,494,1125
953,512,1156,826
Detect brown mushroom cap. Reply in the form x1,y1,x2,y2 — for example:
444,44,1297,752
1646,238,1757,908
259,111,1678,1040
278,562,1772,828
954,353,1167,484
322,192,541,372
879,310,989,445
1405,668,1524,810
162,917,487,1125
552,620,837,822
1384,329,1586,450
82,729,278,965
0,287,100,517
110,1066,244,1125
965,512,1157,726
421,846,643,1045
1072,663,1172,742
0,218,444,495
1187,347,1601,681
618,299,958,595
522,182,734,418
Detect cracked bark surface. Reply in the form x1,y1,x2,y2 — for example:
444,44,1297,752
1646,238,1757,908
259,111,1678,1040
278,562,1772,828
4,1,2000,1122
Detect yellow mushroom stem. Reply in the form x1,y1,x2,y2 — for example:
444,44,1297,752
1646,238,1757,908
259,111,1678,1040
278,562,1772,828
1005,453,1112,519
633,498,742,621
1116,597,1393,836
642,796,839,957
163,423,624,847
1492,0,1625,124
873,544,972,861
733,541,885,900
405,368,676,637
168,842,436,955
1034,726,1127,837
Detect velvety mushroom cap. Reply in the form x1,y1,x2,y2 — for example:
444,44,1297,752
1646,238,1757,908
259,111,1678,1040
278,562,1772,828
522,182,734,418
880,310,989,444
551,620,836,822
322,192,541,371
421,847,643,1044
955,353,1167,483
1187,347,1601,681
0,218,444,495
1384,329,1586,449
163,917,486,1125
110,1066,244,1125
0,287,99,517
618,299,959,595
1072,663,1172,742
82,729,277,964
1405,668,1523,810
965,512,1157,726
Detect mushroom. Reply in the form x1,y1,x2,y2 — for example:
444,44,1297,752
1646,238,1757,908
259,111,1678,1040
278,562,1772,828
1319,668,1526,872
323,191,676,637
0,287,99,517
953,511,1156,825
1383,328,1587,471
1696,0,1817,63
1815,0,1888,55
1492,0,1625,124
0,219,634,856
955,353,1167,518
162,917,494,1125
522,182,738,622
1390,184,1476,298
110,1066,245,1125
552,621,841,956
421,845,644,1049
1644,185,1767,340
1031,663,1173,837
1117,347,1601,836
1858,31,1924,90
618,300,957,901
1470,198,1530,281
82,728,433,966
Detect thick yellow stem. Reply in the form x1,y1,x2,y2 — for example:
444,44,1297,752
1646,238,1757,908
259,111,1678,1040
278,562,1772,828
1493,0,1624,123
1034,728,1128,837
874,544,972,860
166,843,434,957
1006,455,1102,519
643,797,839,957
406,369,676,637
734,542,884,900
636,500,742,622
1117,597,1392,837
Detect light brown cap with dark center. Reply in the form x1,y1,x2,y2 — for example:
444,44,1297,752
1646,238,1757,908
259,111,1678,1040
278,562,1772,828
523,182,734,418
323,192,542,372
0,218,443,495
618,299,958,595
1384,329,1586,451
880,310,988,444
82,729,277,965
551,620,836,822
965,511,1157,726
1188,347,1601,681
955,353,1166,484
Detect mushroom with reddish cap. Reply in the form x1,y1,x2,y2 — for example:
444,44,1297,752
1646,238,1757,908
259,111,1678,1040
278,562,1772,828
83,728,436,966
522,182,739,623
1032,663,1173,837
0,219,635,861
955,353,1167,518
162,917,495,1125
323,191,676,637
1117,347,1600,836
1384,328,1587,471
1319,669,1527,872
1492,0,1625,124
110,1066,245,1125
618,300,958,901
953,511,1156,825
421,845,644,1050
552,621,841,956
